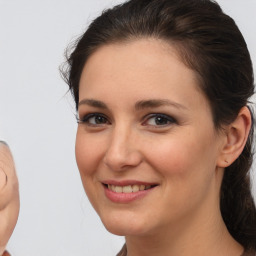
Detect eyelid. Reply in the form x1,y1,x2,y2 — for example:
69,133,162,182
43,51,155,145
142,113,177,126
76,112,176,128
76,112,111,125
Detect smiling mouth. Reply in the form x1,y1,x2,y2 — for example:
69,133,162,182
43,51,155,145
103,184,157,193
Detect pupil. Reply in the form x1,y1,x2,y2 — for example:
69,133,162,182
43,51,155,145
95,116,105,124
155,117,167,125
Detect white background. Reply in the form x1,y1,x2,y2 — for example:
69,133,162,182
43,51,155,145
0,1,255,255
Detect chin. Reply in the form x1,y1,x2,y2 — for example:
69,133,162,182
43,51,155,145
104,224,128,236
104,224,148,237
100,212,150,236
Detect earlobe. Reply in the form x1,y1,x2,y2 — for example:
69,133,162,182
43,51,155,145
217,106,252,168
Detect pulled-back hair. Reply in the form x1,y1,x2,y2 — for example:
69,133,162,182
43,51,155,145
61,0,256,251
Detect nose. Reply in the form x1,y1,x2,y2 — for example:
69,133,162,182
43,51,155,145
103,127,142,171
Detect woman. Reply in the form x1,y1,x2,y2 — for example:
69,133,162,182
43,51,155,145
61,0,256,255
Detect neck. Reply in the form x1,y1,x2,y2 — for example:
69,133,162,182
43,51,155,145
125,189,243,256
126,223,242,256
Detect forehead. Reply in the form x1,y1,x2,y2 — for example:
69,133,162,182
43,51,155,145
82,39,186,78
79,38,209,111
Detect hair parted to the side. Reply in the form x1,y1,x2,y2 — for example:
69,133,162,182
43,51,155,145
61,0,256,251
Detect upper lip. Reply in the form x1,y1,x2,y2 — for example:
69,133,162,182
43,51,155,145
101,179,159,186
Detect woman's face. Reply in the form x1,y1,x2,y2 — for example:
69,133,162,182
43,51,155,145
76,39,225,236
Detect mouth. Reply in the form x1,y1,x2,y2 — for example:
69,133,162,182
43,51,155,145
102,181,159,203
102,183,158,193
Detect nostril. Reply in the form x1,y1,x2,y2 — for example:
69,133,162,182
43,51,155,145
103,151,143,171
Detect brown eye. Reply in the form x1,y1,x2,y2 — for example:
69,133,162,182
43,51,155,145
90,115,108,124
78,113,110,125
143,114,176,126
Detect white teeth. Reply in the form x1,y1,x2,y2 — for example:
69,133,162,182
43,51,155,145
123,185,133,193
107,184,153,193
132,184,139,192
115,186,122,193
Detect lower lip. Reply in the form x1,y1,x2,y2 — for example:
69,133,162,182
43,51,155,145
103,185,156,203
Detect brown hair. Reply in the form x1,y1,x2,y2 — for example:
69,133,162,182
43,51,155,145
61,0,256,251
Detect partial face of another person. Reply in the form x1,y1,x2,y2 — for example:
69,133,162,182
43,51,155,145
0,143,19,255
76,39,226,236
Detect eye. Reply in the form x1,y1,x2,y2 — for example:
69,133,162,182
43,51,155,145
77,113,110,126
142,114,176,127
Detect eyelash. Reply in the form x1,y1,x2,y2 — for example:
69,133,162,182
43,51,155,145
77,113,176,128
142,113,176,127
77,113,110,126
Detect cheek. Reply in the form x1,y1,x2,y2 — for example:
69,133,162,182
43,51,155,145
75,130,104,176
147,138,195,173
146,135,218,220
75,131,104,212
147,132,217,182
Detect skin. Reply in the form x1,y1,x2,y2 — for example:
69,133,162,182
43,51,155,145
76,39,251,256
0,142,19,255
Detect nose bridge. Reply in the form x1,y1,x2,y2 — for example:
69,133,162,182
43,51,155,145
103,123,141,171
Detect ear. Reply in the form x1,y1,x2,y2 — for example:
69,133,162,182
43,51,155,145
217,106,252,168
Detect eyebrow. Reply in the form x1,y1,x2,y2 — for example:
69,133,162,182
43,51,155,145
78,99,108,109
78,98,187,111
134,99,187,111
